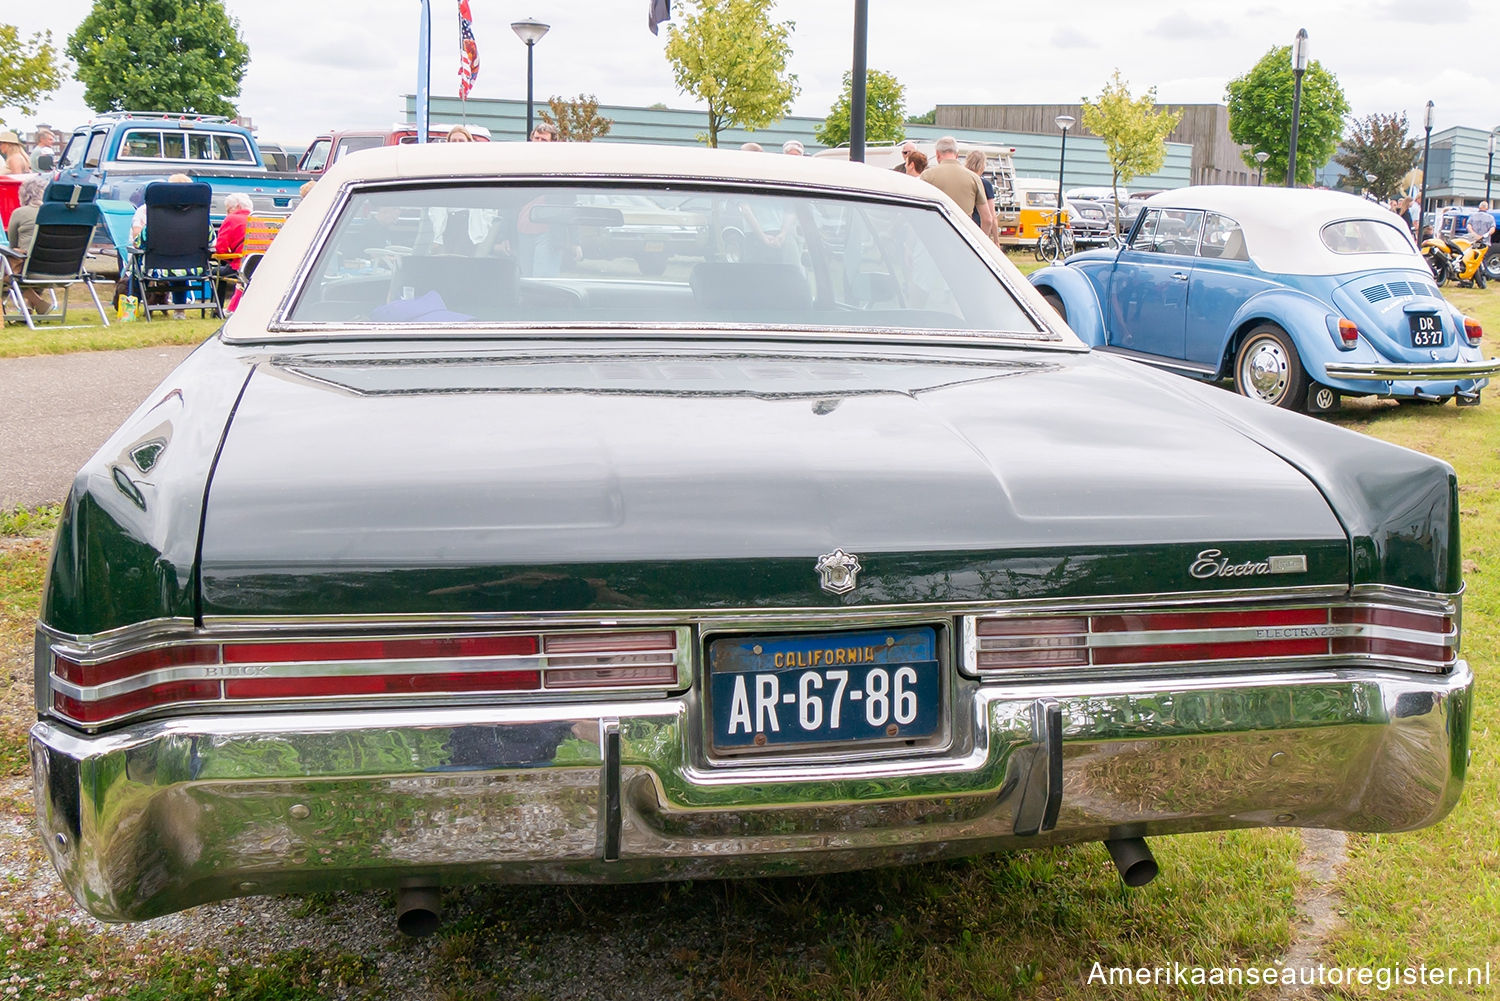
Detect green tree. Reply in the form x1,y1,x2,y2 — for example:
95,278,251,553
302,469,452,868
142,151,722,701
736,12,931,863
663,0,798,148
1080,70,1182,224
815,69,905,148
1333,112,1418,200
541,93,613,142
0,23,64,127
907,107,936,125
1225,45,1349,186
67,0,249,117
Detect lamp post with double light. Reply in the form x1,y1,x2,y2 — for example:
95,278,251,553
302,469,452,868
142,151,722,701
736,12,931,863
1419,101,1434,239
1287,28,1309,187
1054,114,1075,252
511,18,550,140
1255,151,1269,185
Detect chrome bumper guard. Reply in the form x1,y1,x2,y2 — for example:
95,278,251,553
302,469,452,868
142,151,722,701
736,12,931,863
1322,358,1500,381
32,664,1472,921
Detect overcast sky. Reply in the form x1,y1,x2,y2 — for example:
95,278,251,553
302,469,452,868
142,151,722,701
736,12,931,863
7,1,1497,145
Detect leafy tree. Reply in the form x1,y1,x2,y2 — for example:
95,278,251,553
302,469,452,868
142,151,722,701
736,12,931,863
907,107,936,125
0,24,64,128
67,0,249,117
663,0,798,148
1225,45,1349,186
1080,70,1182,225
541,94,613,142
815,69,905,148
1333,112,1417,200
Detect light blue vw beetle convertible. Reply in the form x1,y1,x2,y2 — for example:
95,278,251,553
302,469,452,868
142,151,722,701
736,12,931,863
1030,186,1500,410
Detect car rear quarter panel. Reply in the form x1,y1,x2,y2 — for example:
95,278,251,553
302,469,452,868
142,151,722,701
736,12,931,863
40,339,254,639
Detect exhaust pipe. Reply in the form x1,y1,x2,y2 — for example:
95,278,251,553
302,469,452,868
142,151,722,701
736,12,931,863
395,885,442,937
1105,837,1159,887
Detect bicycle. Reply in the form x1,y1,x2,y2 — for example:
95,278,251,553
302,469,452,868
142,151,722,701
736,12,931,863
1033,210,1075,263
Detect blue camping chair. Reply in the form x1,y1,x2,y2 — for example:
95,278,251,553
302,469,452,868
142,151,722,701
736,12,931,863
128,181,220,320
1,183,111,329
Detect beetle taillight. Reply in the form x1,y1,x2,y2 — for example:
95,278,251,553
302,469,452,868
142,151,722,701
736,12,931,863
49,628,684,727
1337,318,1360,348
1463,316,1483,347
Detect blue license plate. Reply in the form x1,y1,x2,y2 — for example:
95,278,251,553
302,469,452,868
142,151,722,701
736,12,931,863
709,627,941,751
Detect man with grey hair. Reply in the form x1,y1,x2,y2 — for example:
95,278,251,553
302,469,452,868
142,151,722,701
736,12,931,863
529,122,559,142
30,128,57,171
781,139,804,156
1465,201,1494,248
739,141,764,152
920,136,996,237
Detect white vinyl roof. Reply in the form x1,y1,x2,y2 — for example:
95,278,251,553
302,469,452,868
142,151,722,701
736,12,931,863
1143,185,1425,276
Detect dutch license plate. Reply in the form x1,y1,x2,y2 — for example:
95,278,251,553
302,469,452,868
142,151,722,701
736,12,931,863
1410,314,1443,347
709,627,941,752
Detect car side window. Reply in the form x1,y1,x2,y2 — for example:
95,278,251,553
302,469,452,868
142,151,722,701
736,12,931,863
120,131,162,159
1141,209,1203,256
1129,210,1159,250
302,140,331,173
1199,213,1248,261
83,130,108,168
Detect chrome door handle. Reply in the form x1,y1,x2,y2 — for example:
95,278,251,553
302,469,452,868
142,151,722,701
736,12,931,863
1171,272,1189,281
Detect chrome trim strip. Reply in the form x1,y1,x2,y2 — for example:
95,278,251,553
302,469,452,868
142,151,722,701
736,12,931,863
1323,359,1500,380
977,623,1455,649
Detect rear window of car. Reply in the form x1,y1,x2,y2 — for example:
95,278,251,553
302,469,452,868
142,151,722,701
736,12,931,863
284,183,1048,339
1320,219,1413,255
119,129,254,163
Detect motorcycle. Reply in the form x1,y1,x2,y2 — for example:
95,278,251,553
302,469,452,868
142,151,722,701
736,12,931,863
1423,233,1489,288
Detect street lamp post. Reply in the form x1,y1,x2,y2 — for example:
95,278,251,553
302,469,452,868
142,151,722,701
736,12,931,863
1287,28,1309,187
1255,151,1269,185
1487,129,1497,205
1054,113,1074,247
1419,101,1434,239
849,0,868,163
511,18,550,140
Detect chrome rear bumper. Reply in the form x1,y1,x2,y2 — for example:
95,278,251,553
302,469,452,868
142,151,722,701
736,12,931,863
32,664,1472,921
1323,359,1500,381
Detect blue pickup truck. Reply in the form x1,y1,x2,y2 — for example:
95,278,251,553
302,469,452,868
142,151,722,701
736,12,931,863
53,112,309,221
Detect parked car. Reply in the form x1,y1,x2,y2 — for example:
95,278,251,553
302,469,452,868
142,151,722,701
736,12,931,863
298,124,493,177
32,147,1472,937
1030,186,1500,410
53,112,309,220
1064,198,1115,247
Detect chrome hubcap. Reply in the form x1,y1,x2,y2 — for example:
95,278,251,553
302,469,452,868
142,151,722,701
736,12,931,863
1243,340,1288,401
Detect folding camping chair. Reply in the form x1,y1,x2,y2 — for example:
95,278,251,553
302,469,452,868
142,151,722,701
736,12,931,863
128,181,220,320
214,213,287,310
1,183,111,329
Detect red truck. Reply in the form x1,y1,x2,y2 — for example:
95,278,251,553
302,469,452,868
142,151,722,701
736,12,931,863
297,125,492,177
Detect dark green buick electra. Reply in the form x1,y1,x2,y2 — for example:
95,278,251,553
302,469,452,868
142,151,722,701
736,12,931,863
31,143,1472,936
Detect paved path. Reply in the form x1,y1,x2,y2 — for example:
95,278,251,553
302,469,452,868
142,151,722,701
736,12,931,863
0,344,197,510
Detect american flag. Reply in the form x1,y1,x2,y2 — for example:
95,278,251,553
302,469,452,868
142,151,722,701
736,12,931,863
458,0,479,99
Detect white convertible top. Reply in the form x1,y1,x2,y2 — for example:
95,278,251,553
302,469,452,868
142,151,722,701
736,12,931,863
1143,185,1424,276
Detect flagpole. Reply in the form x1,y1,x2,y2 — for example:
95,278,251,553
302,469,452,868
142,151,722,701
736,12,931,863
416,0,432,143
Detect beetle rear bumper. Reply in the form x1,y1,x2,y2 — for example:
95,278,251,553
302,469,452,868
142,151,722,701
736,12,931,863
1322,359,1500,381
31,664,1472,921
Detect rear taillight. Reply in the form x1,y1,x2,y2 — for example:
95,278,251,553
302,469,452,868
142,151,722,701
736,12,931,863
1463,316,1483,347
49,627,686,727
968,601,1454,675
1337,318,1360,349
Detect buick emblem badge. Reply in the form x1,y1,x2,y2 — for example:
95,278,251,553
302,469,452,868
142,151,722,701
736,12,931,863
815,549,862,595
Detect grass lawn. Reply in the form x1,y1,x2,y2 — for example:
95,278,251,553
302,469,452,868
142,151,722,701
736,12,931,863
0,272,1493,999
1,288,219,358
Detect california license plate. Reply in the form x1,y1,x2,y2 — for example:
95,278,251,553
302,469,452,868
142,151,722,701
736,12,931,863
1410,313,1443,347
709,627,941,752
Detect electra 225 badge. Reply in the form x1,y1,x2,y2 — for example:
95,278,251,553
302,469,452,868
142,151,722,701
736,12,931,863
1189,549,1308,579
815,549,862,594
